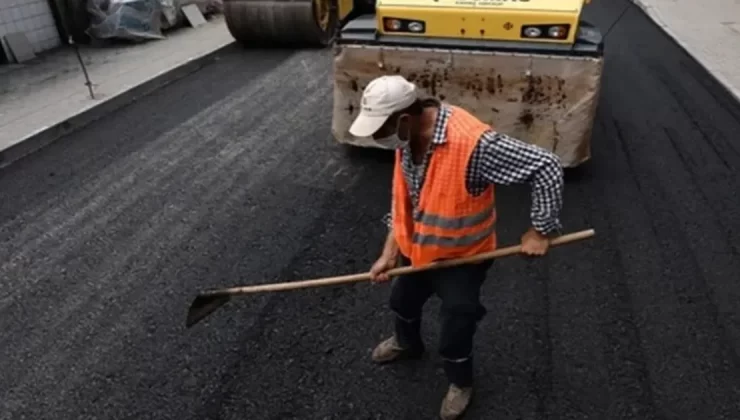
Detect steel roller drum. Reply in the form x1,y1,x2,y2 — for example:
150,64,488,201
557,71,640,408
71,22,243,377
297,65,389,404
223,0,337,46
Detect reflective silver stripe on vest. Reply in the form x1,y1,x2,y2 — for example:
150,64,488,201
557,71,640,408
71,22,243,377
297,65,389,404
411,220,496,247
414,203,496,230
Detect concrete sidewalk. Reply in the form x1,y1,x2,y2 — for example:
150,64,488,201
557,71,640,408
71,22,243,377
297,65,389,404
629,0,740,101
0,14,233,168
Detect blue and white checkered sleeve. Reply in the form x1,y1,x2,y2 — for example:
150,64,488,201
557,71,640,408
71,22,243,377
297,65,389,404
470,131,565,235
383,183,394,229
383,209,393,229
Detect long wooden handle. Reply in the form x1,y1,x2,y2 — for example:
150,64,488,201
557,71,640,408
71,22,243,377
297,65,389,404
201,228,595,297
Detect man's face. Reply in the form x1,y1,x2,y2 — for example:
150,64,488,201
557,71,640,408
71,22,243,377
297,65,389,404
372,113,412,141
371,113,399,140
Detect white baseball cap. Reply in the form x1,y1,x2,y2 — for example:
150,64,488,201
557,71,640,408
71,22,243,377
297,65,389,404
349,75,418,138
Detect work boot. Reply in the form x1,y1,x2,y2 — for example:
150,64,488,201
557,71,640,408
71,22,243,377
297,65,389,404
371,335,422,363
439,384,473,420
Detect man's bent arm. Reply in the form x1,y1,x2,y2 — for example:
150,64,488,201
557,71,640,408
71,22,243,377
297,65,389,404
471,131,565,235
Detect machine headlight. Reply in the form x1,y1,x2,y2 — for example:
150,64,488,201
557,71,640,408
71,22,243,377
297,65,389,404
383,17,425,34
548,25,568,38
523,27,542,38
521,24,570,39
408,21,424,32
384,18,402,31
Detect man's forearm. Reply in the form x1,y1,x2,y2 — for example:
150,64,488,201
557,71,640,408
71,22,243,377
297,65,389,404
529,154,564,235
380,211,399,256
381,229,400,259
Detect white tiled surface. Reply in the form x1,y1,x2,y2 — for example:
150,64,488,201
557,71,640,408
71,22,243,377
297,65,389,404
0,15,233,151
631,0,740,101
0,0,61,60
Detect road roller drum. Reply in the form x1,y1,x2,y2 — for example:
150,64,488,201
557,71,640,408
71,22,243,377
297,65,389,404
223,0,338,46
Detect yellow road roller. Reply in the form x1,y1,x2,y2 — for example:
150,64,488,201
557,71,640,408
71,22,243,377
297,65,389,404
223,0,604,167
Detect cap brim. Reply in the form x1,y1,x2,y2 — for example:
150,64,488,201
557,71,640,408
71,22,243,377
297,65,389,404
348,112,390,138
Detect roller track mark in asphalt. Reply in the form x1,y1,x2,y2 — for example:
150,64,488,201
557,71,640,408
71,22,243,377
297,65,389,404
561,118,662,420
0,47,294,231
193,188,358,420
584,2,740,415
0,48,317,390
615,119,740,418
530,262,554,419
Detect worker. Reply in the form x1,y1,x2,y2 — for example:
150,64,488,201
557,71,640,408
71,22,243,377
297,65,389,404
348,75,565,420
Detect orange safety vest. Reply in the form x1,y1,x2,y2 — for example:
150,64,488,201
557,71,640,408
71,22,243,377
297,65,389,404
392,105,497,267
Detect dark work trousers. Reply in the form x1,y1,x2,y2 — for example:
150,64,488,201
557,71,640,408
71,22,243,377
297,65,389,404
389,254,493,388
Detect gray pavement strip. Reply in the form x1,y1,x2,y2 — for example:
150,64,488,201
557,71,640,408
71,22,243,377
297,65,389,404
0,42,235,170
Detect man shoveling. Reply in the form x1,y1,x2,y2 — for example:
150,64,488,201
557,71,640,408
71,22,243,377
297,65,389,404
349,75,565,420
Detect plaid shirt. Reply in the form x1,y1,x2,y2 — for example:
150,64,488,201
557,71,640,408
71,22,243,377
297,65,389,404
384,104,564,235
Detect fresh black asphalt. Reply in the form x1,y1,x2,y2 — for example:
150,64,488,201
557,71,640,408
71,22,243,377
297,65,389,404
1,0,740,418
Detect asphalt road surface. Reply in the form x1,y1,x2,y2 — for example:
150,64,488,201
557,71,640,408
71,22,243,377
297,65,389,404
2,1,740,419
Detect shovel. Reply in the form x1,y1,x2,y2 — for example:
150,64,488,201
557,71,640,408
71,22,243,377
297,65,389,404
185,228,595,328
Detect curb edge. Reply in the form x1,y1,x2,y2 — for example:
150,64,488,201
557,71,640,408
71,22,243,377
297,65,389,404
0,41,235,169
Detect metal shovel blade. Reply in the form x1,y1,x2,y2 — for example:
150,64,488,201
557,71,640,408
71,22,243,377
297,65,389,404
186,294,231,328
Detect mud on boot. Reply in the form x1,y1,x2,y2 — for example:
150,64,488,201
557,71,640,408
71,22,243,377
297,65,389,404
439,384,473,420
371,335,424,364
